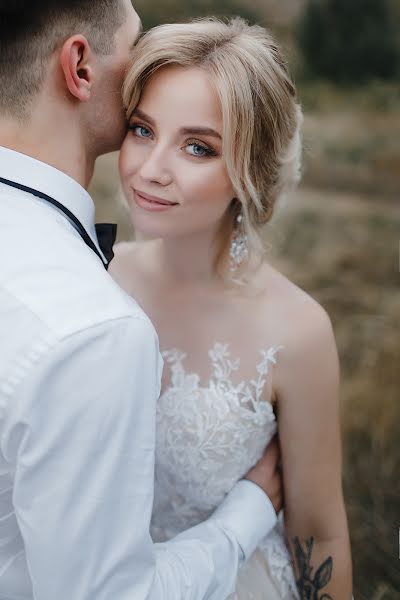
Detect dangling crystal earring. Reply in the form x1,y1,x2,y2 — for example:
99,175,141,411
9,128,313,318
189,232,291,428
230,211,248,273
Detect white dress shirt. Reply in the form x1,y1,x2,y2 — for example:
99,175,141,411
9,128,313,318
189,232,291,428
0,146,277,600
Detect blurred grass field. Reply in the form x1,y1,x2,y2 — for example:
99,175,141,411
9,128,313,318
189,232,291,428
270,191,399,600
90,84,400,600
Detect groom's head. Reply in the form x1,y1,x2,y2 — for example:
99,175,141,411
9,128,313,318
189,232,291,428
0,0,141,154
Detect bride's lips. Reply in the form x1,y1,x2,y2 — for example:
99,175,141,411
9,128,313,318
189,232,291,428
133,189,179,212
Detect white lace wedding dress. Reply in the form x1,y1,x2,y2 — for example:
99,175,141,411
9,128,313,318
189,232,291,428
150,342,300,599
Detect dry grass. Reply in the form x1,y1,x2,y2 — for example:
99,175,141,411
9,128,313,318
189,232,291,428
300,92,400,198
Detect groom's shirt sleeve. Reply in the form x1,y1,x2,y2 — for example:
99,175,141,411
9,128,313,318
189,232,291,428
7,314,276,600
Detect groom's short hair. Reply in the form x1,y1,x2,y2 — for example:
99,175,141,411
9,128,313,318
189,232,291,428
0,0,126,118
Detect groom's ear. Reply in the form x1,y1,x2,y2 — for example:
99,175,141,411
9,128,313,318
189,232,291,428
60,35,94,103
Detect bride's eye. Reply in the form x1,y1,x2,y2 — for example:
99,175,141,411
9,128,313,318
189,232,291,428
129,124,153,139
186,141,217,158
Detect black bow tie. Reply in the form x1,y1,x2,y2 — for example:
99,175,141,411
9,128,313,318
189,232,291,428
95,223,118,265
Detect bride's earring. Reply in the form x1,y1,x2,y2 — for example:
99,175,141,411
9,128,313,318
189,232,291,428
230,211,248,273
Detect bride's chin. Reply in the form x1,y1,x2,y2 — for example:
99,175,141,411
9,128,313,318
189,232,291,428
127,211,165,238
128,209,197,241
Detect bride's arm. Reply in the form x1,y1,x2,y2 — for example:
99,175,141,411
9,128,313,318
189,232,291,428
275,303,353,599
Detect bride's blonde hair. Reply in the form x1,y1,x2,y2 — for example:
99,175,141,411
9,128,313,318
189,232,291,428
123,17,303,273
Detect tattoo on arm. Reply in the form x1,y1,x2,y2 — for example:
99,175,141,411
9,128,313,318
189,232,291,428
292,536,333,600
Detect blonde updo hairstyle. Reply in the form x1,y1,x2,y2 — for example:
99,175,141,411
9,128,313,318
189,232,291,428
123,17,303,274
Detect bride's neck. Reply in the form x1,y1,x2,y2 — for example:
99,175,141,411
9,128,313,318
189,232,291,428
152,234,227,288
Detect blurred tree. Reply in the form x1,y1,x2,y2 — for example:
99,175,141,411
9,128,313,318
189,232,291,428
298,0,399,82
133,0,260,30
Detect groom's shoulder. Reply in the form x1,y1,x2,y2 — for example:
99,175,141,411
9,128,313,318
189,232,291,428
1,240,151,342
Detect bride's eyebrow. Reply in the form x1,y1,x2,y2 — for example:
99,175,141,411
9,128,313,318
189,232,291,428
132,108,155,126
180,127,222,140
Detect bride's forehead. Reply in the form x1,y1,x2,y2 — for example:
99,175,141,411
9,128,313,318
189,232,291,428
140,66,222,120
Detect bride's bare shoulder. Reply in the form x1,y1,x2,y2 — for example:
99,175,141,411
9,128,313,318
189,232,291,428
260,261,312,303
259,262,332,337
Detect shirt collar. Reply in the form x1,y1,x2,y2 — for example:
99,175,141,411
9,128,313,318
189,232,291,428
0,145,106,261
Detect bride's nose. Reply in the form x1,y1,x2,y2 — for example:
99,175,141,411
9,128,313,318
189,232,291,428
139,145,173,186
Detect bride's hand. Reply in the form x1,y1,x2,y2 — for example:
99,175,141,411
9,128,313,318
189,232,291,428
244,435,283,514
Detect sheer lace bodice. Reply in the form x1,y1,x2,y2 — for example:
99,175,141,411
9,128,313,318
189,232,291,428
150,342,299,599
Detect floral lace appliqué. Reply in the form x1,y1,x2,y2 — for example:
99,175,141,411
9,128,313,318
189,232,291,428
163,342,283,417
208,342,283,413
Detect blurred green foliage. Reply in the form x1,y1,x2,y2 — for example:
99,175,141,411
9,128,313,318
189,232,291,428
133,0,259,30
297,0,400,82
299,80,400,113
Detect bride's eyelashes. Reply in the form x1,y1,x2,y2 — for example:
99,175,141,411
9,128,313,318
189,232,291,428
184,140,218,158
128,122,219,159
128,122,153,138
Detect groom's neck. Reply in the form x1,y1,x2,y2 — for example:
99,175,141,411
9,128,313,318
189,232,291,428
0,106,95,190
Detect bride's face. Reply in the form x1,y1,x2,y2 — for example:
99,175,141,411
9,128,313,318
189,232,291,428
119,65,235,239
